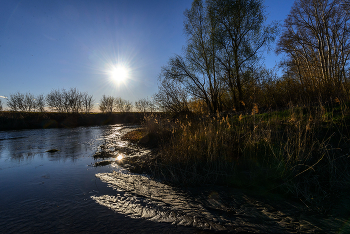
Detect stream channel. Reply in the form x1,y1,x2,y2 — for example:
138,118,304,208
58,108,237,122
0,124,347,233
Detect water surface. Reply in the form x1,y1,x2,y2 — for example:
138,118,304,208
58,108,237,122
0,125,205,234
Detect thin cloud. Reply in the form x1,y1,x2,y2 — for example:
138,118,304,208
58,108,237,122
0,96,7,99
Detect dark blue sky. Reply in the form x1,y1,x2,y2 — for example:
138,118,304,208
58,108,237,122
0,0,294,108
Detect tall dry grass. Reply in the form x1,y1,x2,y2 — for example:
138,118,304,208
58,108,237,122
144,103,350,212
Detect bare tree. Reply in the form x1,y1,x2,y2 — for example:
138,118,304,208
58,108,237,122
7,92,25,111
0,99,2,111
35,94,45,112
7,94,18,111
82,93,94,113
115,97,133,112
123,100,133,112
67,88,83,113
277,0,350,100
154,78,189,113
46,89,64,112
99,95,115,113
23,93,36,112
208,0,278,110
162,0,222,113
135,98,151,112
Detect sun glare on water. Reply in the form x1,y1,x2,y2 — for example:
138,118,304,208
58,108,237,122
116,154,124,161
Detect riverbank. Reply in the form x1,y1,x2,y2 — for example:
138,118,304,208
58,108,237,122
111,123,350,233
0,111,158,131
117,104,350,217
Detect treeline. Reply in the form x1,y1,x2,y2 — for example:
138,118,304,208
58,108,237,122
155,0,350,114
99,95,157,113
0,88,158,113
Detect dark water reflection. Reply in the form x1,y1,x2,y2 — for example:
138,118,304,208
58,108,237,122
0,125,205,234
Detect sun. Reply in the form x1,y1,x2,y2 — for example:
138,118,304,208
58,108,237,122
109,65,129,83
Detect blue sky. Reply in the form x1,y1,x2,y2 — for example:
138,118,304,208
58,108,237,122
0,0,294,108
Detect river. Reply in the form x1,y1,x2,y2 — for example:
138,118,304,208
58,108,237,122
0,124,212,233
0,124,344,233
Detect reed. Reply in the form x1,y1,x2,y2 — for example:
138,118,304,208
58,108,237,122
144,103,350,212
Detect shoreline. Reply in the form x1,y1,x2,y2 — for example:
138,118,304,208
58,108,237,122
109,129,348,233
0,112,155,131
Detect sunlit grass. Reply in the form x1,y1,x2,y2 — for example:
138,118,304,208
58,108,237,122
143,103,350,212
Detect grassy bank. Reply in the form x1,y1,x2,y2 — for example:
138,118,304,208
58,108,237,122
135,104,350,213
0,111,148,131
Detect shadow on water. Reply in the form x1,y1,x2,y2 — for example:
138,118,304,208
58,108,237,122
93,171,328,233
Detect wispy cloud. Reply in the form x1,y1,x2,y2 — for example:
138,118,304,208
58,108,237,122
0,96,7,99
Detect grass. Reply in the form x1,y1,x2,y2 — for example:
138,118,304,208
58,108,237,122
121,129,148,143
141,103,350,213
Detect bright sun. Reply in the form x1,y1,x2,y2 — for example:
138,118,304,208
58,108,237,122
109,65,128,83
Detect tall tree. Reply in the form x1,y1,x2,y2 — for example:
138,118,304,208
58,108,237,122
161,0,222,113
208,0,278,110
277,0,350,100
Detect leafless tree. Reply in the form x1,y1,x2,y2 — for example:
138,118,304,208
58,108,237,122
208,0,278,110
99,95,115,113
123,100,133,112
277,0,350,100
66,88,83,113
23,93,36,112
114,97,133,112
46,89,64,112
7,92,24,111
135,98,151,112
46,88,88,113
0,99,2,111
162,0,222,113
35,94,45,112
82,92,94,113
154,78,189,113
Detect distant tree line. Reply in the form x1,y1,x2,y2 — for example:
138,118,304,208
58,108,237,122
98,95,157,113
155,0,350,113
1,88,158,113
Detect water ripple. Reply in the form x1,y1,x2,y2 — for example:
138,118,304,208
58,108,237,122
92,172,228,231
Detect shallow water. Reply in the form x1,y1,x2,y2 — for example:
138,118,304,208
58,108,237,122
0,125,206,234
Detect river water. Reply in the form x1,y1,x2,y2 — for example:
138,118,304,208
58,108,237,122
0,124,345,233
0,124,212,234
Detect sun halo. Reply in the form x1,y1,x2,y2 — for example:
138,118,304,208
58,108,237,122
109,65,129,84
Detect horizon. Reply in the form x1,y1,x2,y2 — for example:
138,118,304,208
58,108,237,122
0,0,294,110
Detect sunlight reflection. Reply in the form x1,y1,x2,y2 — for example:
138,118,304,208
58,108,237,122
116,154,124,161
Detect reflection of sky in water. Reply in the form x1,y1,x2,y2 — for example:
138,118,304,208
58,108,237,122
1,124,203,234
